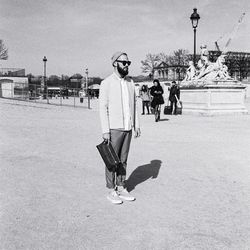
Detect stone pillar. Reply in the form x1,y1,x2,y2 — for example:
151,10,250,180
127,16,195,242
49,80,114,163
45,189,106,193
165,69,168,80
154,70,159,79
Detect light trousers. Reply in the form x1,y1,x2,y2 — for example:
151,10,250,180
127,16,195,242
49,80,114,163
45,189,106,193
105,129,132,189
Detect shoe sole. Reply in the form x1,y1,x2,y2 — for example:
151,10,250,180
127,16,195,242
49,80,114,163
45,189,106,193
107,196,123,204
119,196,136,201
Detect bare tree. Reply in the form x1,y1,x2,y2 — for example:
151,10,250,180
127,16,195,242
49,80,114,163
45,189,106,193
158,52,174,65
0,40,8,60
172,49,189,66
171,49,190,80
141,53,160,77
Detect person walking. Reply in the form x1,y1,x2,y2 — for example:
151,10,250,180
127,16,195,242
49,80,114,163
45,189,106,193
150,79,164,122
168,81,180,115
99,51,141,205
140,84,150,115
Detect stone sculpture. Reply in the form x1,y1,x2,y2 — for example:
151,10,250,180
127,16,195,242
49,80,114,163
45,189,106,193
184,61,196,81
182,44,233,86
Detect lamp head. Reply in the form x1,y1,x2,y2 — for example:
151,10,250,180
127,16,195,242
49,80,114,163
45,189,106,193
190,8,200,29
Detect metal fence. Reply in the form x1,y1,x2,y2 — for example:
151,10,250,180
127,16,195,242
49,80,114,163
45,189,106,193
0,83,95,108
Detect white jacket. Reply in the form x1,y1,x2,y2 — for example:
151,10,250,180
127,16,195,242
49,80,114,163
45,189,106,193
99,73,140,134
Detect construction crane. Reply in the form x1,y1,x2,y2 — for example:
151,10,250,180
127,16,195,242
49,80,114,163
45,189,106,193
215,41,220,51
215,12,245,52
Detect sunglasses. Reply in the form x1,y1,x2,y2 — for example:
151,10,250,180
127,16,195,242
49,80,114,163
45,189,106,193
116,60,131,66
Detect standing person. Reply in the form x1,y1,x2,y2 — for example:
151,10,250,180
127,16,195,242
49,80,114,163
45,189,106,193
150,79,164,122
140,85,150,115
168,81,180,115
99,51,141,205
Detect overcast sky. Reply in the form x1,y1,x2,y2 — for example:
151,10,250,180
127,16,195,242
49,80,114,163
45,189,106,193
1,0,250,78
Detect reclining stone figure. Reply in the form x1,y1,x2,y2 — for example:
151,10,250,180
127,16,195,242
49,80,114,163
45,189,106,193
196,54,231,81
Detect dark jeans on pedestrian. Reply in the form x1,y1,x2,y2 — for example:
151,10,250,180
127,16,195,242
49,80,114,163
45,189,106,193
142,101,150,114
105,129,132,189
170,101,177,114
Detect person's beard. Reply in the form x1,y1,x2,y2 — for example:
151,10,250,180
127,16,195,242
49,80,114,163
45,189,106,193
117,64,128,77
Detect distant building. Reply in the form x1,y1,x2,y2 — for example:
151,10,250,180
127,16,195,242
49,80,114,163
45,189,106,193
0,68,25,77
154,62,188,81
0,68,28,98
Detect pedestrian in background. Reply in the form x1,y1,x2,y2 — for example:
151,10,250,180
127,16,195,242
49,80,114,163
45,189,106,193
150,80,164,109
168,81,180,115
140,84,150,115
150,79,164,122
99,51,141,205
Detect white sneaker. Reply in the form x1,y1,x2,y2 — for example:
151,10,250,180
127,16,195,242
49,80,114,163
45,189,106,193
107,190,123,204
117,187,135,201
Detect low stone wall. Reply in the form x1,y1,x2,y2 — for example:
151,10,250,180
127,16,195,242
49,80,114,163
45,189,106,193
180,85,248,115
244,83,250,98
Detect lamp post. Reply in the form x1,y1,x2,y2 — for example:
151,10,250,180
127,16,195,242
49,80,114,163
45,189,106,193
85,68,90,109
190,8,200,66
85,68,88,93
43,56,48,103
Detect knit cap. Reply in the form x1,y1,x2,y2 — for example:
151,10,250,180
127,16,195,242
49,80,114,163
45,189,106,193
111,51,127,66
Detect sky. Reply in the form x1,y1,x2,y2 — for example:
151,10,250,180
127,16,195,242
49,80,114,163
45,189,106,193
1,0,250,78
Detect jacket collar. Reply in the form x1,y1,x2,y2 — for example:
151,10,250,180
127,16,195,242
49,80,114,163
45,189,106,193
113,72,123,81
112,72,131,82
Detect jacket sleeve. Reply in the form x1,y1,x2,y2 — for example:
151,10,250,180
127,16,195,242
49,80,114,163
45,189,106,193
132,80,140,130
99,80,110,134
135,93,140,130
160,86,164,94
169,87,173,97
177,88,180,99
150,87,155,97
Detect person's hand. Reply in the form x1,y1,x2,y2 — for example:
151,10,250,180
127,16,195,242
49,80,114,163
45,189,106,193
102,133,110,142
134,128,141,138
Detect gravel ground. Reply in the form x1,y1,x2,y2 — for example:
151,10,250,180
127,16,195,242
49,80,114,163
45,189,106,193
1,97,250,250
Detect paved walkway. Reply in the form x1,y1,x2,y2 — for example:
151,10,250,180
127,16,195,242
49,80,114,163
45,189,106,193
1,97,250,250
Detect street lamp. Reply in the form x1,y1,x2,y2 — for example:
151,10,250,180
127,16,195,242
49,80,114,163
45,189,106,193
190,8,200,65
85,68,88,91
43,56,48,102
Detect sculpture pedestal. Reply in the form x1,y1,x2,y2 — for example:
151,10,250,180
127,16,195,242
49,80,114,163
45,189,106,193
180,85,248,115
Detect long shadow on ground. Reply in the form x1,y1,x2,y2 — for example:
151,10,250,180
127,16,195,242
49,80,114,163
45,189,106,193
126,160,162,192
